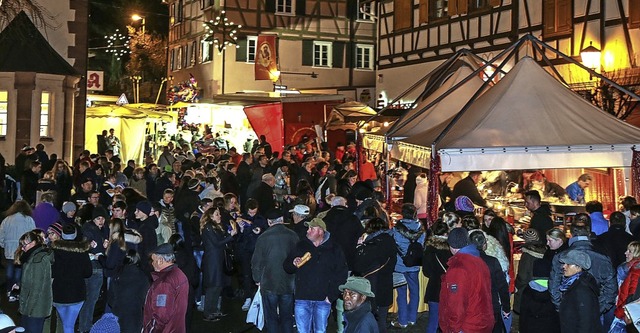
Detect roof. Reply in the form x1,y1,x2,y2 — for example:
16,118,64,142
0,12,79,76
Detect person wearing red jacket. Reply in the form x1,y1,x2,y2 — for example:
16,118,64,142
439,227,494,333
143,244,189,333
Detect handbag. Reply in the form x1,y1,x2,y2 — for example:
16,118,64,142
223,244,236,275
393,272,407,288
246,287,264,330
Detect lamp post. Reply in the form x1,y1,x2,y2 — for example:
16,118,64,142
132,14,146,34
580,41,601,80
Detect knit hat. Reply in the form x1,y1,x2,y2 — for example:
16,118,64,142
47,223,63,238
62,201,76,214
188,178,200,190
151,243,174,255
454,196,475,213
90,313,120,333
559,250,592,270
136,201,153,216
447,227,469,249
339,276,375,298
92,206,108,220
62,224,77,241
265,209,283,220
522,228,540,244
0,314,24,333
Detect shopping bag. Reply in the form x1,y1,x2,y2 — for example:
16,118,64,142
624,299,640,330
246,287,264,330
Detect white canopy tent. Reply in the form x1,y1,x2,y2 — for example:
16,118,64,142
401,57,640,171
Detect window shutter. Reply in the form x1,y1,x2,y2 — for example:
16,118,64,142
393,0,413,31
489,0,502,6
302,40,314,66
449,0,458,16
265,0,276,13
333,42,345,68
236,38,248,62
296,0,306,15
345,42,355,68
348,0,358,19
542,0,556,38
556,0,572,33
457,0,468,15
631,0,640,28
419,0,429,23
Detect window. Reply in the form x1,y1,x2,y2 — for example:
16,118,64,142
170,4,175,24
176,47,183,70
427,0,448,21
40,91,50,137
170,48,176,70
394,0,412,31
176,0,184,23
356,44,374,70
247,36,258,63
358,0,376,21
313,41,332,67
0,91,7,136
543,0,572,38
630,0,640,29
276,0,294,14
188,41,196,67
201,0,213,9
201,39,213,63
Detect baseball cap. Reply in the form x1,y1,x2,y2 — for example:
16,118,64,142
304,218,327,231
289,205,310,215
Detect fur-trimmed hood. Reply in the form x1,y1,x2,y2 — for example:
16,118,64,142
122,229,142,245
521,243,547,258
425,235,449,251
51,239,91,253
395,219,424,241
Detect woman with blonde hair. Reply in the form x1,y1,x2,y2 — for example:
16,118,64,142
200,206,237,321
0,200,36,298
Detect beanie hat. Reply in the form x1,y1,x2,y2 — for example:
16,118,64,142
90,313,120,333
62,201,77,214
136,201,153,216
455,196,475,213
61,224,77,241
47,223,63,238
447,227,469,249
522,228,540,244
92,206,108,220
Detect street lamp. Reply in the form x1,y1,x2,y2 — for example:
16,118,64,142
131,14,146,34
580,41,601,80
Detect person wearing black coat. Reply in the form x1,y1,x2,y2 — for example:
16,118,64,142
249,174,276,215
402,164,421,205
50,228,93,333
595,211,635,269
421,222,453,333
323,197,364,271
558,251,602,333
236,154,253,206
451,172,487,207
525,191,554,241
519,259,561,333
353,218,396,333
134,201,159,273
108,250,150,333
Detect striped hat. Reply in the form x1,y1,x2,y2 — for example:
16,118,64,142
47,222,63,238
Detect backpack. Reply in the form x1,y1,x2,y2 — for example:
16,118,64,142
401,238,424,267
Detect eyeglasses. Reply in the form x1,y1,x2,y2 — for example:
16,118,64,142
21,240,34,249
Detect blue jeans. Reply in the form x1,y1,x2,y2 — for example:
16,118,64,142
78,267,104,332
294,299,332,333
5,259,21,291
54,301,84,333
262,290,294,333
426,301,439,333
396,271,419,325
21,315,45,333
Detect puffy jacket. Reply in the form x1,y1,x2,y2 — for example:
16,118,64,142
549,238,617,314
615,261,640,319
143,264,189,333
0,213,36,259
392,219,425,273
19,245,53,318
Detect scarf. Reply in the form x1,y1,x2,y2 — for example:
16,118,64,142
559,271,583,292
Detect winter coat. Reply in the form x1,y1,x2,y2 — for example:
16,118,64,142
201,224,233,288
479,251,510,317
19,245,53,318
250,181,276,215
550,238,617,314
235,212,267,257
283,232,349,302
422,235,452,303
98,240,127,278
32,202,60,231
559,273,603,333
82,220,110,255
324,205,364,271
413,176,428,219
129,176,147,197
392,219,425,273
439,246,494,333
481,230,510,273
529,204,554,239
595,224,635,268
514,243,547,313
343,301,379,333
615,260,640,319
142,264,189,333
174,189,200,222
251,224,299,295
452,176,487,207
138,216,160,265
110,263,150,333
51,239,93,304
0,213,36,259
353,231,397,307
519,279,561,333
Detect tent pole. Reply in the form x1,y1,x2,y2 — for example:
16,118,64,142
385,134,391,208
529,41,570,87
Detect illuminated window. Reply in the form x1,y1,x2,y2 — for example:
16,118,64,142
313,41,332,67
176,47,183,70
356,44,374,70
0,91,7,136
40,91,50,137
201,38,213,63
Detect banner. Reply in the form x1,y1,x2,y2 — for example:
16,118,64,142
255,35,278,81
244,102,284,152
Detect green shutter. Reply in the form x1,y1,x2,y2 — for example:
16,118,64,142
347,1,358,19
345,42,355,68
333,42,344,68
265,0,276,13
302,40,313,66
236,38,248,62
296,0,306,15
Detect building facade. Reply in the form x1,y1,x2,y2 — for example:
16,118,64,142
375,0,640,106
165,0,377,101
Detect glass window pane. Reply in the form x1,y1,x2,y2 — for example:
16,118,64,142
0,91,7,101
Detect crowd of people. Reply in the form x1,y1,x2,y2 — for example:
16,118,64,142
0,132,639,333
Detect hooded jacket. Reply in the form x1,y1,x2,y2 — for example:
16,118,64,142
392,219,425,273
252,224,299,295
19,245,53,317
514,243,547,312
51,238,93,304
422,235,452,302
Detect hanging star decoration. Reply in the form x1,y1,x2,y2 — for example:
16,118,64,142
105,29,130,60
202,10,242,53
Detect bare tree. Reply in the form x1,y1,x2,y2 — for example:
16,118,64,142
0,0,57,30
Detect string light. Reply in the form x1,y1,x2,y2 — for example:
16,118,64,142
104,29,130,60
201,10,242,53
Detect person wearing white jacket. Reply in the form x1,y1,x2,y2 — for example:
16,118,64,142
413,173,428,220
0,200,36,298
